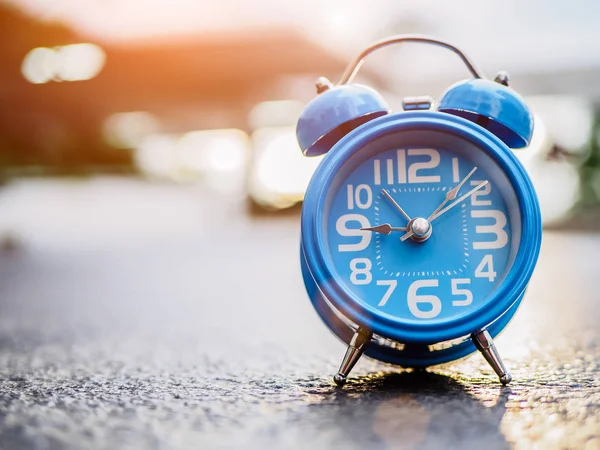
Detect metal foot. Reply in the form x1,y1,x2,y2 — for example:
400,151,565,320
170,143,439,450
472,329,512,385
333,327,372,387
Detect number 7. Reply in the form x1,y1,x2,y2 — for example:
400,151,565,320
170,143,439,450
377,280,397,306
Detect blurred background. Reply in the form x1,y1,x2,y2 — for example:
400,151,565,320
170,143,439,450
0,0,599,219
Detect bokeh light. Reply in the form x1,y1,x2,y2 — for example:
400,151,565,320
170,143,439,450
132,129,249,191
530,160,581,225
134,134,179,180
21,43,105,84
103,112,161,149
21,46,55,84
54,43,106,81
248,127,323,209
177,129,249,192
248,100,304,130
527,95,594,155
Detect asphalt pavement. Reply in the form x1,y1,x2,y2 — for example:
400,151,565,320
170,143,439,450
0,177,598,450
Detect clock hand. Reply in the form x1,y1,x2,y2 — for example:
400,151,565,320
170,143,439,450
381,189,411,222
429,180,489,222
401,181,488,241
427,167,478,221
361,223,407,235
399,167,478,242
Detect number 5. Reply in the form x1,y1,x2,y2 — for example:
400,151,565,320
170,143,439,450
451,278,473,306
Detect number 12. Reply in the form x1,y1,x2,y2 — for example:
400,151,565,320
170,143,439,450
374,149,441,185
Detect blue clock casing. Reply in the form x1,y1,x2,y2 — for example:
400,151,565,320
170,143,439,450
296,36,542,386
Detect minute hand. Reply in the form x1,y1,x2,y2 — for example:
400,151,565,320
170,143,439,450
429,180,489,222
427,167,477,221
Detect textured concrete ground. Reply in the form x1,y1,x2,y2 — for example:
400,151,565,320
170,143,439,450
0,178,598,450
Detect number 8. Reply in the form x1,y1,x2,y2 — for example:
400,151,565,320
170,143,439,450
350,258,372,285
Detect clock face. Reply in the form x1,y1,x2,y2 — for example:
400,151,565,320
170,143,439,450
325,140,522,323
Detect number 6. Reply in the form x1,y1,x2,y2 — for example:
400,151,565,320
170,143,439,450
407,280,441,319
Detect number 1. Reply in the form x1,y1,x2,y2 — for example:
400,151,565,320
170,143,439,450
374,160,381,185
452,158,459,183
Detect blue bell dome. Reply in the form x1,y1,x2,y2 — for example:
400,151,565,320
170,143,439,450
296,84,390,156
438,78,534,149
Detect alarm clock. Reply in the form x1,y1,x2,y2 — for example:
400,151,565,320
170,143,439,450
296,35,542,386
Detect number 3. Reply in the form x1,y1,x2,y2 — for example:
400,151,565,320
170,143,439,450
471,210,508,250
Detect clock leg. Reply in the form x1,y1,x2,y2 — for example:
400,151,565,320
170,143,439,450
471,329,512,385
333,327,372,387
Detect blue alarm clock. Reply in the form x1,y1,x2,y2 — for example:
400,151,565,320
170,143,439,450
296,36,542,386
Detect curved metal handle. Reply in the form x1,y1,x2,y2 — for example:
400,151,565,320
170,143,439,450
338,35,484,85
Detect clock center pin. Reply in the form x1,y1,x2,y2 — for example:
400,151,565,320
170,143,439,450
408,217,432,242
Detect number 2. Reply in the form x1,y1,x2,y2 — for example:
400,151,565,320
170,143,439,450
406,149,441,183
470,180,492,206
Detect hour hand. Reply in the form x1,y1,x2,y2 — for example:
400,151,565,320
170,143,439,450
381,189,411,222
361,223,407,235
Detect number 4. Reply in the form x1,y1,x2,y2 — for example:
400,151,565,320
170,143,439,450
475,254,497,282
